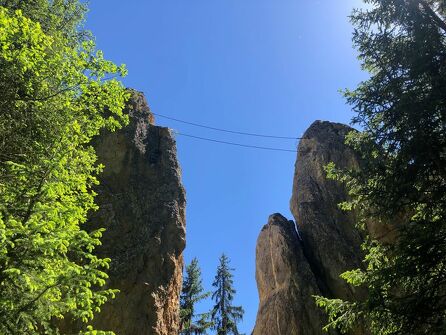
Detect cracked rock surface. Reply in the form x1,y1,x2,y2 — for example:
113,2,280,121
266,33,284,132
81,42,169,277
290,121,365,303
76,91,186,335
254,121,367,335
252,214,328,335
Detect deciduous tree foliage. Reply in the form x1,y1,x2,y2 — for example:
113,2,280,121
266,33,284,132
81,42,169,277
180,258,212,335
211,254,244,335
0,0,88,44
0,1,128,333
316,1,446,334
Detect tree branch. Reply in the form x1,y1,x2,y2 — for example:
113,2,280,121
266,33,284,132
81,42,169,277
15,282,60,317
417,0,446,33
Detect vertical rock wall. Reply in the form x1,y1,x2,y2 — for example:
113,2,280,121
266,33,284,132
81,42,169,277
252,214,330,335
254,121,367,335
89,91,186,335
290,121,364,301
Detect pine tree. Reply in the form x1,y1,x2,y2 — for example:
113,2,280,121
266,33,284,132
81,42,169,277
180,258,211,335
0,1,127,333
211,254,244,335
315,1,446,334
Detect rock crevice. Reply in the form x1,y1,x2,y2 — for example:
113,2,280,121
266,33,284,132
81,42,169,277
253,213,329,335
254,121,367,335
290,121,364,302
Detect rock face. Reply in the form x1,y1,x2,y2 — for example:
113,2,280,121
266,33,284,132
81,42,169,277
252,214,329,335
290,120,364,301
254,121,367,335
89,90,186,335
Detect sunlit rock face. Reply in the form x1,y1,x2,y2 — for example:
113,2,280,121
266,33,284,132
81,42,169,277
89,90,186,335
252,213,328,335
254,121,370,335
290,120,364,302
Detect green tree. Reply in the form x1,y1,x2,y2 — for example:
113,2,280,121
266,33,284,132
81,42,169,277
315,1,446,334
211,254,244,335
0,0,88,43
0,1,128,333
180,258,212,335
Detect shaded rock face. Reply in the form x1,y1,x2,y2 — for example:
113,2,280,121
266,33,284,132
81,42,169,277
89,91,186,335
252,214,330,335
290,120,364,301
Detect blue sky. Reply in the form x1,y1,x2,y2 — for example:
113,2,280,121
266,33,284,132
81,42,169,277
86,1,367,333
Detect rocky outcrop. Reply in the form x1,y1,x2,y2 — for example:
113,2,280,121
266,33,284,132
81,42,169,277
252,214,329,335
254,121,367,334
290,120,364,301
88,90,186,335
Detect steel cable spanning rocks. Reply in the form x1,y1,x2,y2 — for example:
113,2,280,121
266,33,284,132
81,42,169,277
153,112,301,153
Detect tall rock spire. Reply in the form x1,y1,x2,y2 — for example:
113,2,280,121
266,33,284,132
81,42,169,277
84,90,186,334
253,213,328,335
253,121,368,335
